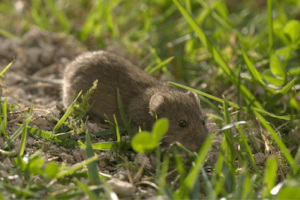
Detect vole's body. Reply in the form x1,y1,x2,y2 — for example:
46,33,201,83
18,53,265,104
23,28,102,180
63,51,208,151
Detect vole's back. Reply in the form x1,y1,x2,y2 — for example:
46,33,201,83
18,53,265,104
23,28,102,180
63,51,163,123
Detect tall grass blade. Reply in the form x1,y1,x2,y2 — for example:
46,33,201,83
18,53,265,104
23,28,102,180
27,126,52,140
0,29,20,40
266,78,296,109
56,154,99,178
0,59,14,76
52,91,82,133
241,48,265,87
158,154,169,195
236,125,259,173
74,180,98,200
174,134,215,199
1,183,37,198
211,136,226,197
1,98,8,140
78,1,103,41
45,0,70,31
171,146,185,185
113,115,121,150
117,89,133,138
191,175,200,199
262,157,278,198
232,167,251,199
1,116,32,149
222,96,236,190
148,47,172,78
148,56,174,75
169,82,300,120
253,110,297,174
200,167,215,199
80,142,119,151
85,129,101,195
18,114,30,157
31,0,50,29
267,0,274,57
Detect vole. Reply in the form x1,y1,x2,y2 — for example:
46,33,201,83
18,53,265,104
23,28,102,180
63,51,208,152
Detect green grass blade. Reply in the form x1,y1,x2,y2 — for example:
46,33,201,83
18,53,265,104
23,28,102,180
56,154,99,178
27,126,52,140
148,56,174,75
253,110,297,174
104,114,116,132
107,10,119,38
200,167,215,199
199,95,223,117
211,136,225,197
85,129,101,194
79,0,121,41
79,141,119,151
1,98,8,140
266,78,296,109
52,91,82,133
74,103,94,123
236,125,259,173
237,65,241,121
171,146,185,185
172,0,263,110
0,59,14,76
232,167,250,199
158,154,169,195
117,89,133,138
31,0,50,29
169,81,242,108
113,114,121,150
262,157,278,198
55,132,71,140
174,133,215,199
267,0,274,57
45,0,70,31
191,175,200,199
148,47,172,79
168,82,300,120
18,115,30,157
223,97,236,189
74,180,98,200
2,183,37,198
78,2,101,42
0,29,20,40
241,48,265,87
1,116,32,149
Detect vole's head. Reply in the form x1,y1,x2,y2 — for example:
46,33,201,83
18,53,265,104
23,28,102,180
149,91,208,152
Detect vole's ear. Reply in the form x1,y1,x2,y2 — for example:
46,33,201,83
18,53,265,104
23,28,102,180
149,93,165,117
187,91,201,106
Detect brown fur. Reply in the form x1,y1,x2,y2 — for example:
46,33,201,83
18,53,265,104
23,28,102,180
63,51,208,152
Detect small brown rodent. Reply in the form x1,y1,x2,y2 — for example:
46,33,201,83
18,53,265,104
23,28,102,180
63,51,208,152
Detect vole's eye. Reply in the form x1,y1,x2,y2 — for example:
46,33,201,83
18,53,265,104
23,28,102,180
179,120,187,127
202,119,206,126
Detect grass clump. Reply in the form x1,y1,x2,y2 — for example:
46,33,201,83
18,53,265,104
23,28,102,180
71,79,98,119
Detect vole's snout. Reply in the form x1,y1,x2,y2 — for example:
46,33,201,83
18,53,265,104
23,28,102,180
187,127,208,152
